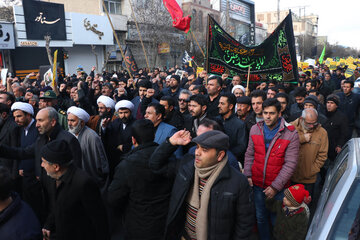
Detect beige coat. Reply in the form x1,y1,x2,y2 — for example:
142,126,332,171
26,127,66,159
290,118,329,184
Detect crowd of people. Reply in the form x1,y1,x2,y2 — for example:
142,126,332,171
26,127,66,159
0,62,357,240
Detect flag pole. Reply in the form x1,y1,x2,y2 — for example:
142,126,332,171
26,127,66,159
246,66,251,96
191,59,199,67
205,15,210,73
102,0,133,78
128,0,151,70
191,30,205,58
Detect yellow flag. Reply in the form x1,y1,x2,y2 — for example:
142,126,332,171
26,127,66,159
329,61,337,70
196,67,204,77
302,62,309,70
345,64,357,78
52,50,58,88
340,59,346,67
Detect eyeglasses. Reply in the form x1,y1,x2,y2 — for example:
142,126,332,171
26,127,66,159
304,121,319,127
178,98,189,102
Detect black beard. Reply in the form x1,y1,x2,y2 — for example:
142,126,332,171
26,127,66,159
121,117,130,124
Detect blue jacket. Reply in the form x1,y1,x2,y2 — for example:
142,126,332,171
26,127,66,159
0,192,42,240
155,122,177,144
155,122,183,159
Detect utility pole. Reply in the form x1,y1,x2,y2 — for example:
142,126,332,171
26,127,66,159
302,7,306,61
226,0,230,32
288,5,310,60
277,0,280,24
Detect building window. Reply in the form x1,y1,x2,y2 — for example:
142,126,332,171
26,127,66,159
257,14,264,21
199,11,203,30
192,9,197,31
103,0,121,15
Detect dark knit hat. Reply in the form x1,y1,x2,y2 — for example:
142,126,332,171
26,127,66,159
171,75,181,83
326,94,340,106
41,140,73,165
192,130,229,150
303,95,318,109
284,184,311,207
236,96,251,105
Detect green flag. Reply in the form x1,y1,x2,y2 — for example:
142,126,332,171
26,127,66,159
319,45,326,64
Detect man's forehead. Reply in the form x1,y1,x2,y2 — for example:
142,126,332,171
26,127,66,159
305,114,317,121
263,105,277,111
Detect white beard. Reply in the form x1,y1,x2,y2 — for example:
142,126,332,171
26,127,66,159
68,121,82,136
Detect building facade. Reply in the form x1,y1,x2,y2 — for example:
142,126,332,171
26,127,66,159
210,0,255,46
256,10,319,59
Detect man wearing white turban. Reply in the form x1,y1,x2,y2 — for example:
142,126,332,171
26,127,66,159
10,102,38,176
104,100,136,179
8,102,39,212
67,106,109,193
87,95,117,136
231,85,246,98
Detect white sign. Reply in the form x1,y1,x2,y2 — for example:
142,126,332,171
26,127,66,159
1,68,8,86
44,68,53,86
0,23,15,49
70,12,113,45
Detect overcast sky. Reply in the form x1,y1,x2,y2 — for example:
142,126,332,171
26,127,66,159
254,0,360,49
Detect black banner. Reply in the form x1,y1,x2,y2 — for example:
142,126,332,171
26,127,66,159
23,0,66,40
206,12,298,83
122,46,138,74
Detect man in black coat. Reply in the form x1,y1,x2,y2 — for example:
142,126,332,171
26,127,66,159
0,167,42,240
41,140,108,240
104,100,135,179
149,130,255,240
336,80,360,138
0,103,17,174
323,94,349,162
160,95,184,130
206,76,222,118
218,93,247,164
107,119,173,239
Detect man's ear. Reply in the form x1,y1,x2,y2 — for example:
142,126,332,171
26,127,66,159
54,163,61,172
201,105,207,113
217,150,226,162
0,112,7,119
229,104,234,111
131,136,137,146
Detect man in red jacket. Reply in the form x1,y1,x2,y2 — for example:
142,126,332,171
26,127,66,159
244,98,299,240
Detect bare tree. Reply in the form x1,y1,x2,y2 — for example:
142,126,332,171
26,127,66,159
297,34,316,60
0,6,14,22
129,0,186,68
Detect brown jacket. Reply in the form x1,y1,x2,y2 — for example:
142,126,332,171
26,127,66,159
290,118,328,184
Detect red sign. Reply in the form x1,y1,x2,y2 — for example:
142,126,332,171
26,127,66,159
230,3,245,15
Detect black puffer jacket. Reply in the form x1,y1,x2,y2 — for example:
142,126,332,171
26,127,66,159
323,109,349,161
108,142,173,240
150,140,255,240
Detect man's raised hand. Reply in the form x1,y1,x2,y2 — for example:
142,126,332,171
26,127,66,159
169,130,192,146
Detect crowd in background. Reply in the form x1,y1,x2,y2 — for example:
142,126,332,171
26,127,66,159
0,61,358,239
